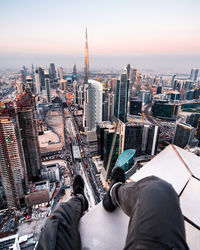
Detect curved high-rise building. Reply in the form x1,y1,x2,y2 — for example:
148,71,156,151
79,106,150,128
88,80,102,131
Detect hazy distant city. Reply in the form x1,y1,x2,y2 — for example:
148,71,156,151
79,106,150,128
1,54,200,75
0,0,200,249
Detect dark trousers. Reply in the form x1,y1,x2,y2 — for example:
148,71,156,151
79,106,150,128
36,176,188,250
36,197,82,250
111,176,189,250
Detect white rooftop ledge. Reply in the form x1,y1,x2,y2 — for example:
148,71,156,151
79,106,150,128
80,145,200,250
79,202,129,250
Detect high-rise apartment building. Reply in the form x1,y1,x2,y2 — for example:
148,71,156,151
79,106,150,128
26,75,34,94
110,78,117,92
102,90,114,121
130,68,137,83
35,68,41,95
114,72,129,123
44,70,51,103
49,63,56,81
140,90,152,105
60,67,64,80
16,90,41,182
38,67,45,90
126,64,131,80
0,102,27,208
16,74,23,95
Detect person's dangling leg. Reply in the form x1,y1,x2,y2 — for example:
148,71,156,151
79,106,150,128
103,168,188,249
36,175,88,250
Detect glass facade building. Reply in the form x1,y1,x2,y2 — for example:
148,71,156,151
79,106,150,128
173,123,196,148
114,73,129,123
103,131,120,179
129,98,142,115
186,113,200,146
152,101,181,121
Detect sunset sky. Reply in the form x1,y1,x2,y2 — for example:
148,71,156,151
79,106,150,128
1,0,200,72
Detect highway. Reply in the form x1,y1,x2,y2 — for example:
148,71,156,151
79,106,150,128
59,95,101,206
64,98,103,204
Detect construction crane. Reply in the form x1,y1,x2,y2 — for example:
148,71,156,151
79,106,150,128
172,104,176,116
138,112,151,122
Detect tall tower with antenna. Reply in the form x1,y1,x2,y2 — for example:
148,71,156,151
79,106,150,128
83,27,89,128
84,27,89,85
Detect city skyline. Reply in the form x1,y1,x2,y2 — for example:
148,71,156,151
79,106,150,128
1,0,200,73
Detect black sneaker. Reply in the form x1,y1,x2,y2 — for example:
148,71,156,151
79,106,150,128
72,175,89,212
103,167,125,212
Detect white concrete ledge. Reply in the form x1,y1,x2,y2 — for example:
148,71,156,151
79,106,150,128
79,202,129,250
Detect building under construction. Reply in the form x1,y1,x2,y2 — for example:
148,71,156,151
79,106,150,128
16,90,41,182
0,102,28,208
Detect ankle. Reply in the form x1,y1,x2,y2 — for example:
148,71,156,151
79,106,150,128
110,182,122,207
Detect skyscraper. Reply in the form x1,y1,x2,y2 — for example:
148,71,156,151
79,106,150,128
38,67,45,90
101,117,125,180
60,67,64,80
140,90,152,105
35,68,41,95
44,69,51,103
173,123,196,148
16,90,41,182
126,64,131,80
26,75,34,94
72,64,77,81
124,122,159,156
130,68,137,83
0,102,27,208
88,80,103,131
190,68,199,82
114,72,129,123
49,63,56,81
84,28,89,85
96,121,113,160
83,28,89,127
16,73,23,95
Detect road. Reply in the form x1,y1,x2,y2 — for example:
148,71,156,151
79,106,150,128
64,97,103,204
